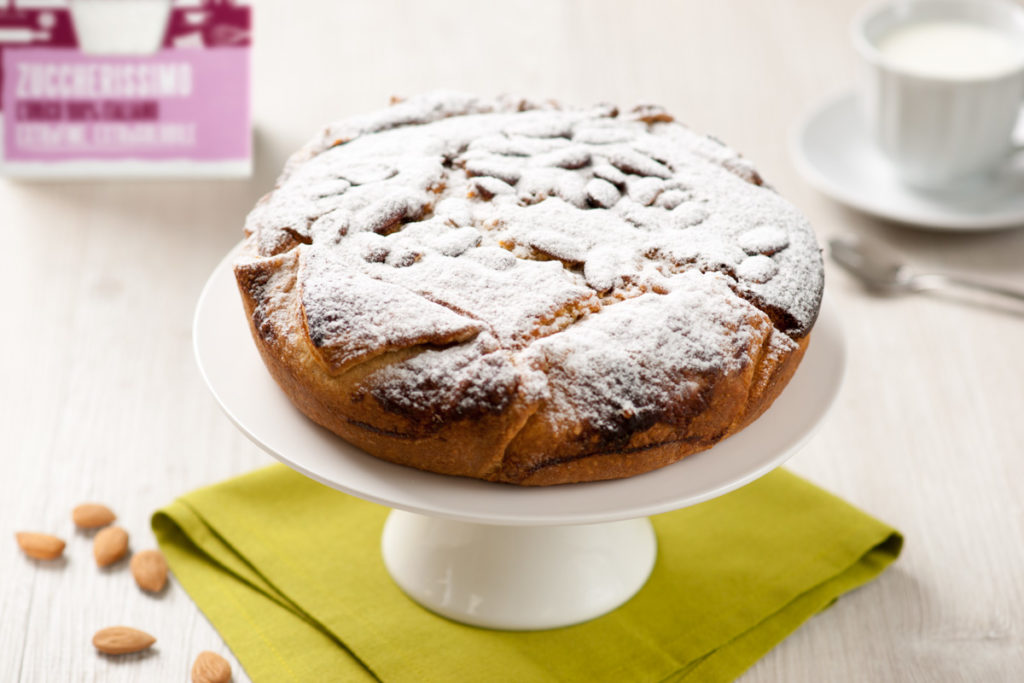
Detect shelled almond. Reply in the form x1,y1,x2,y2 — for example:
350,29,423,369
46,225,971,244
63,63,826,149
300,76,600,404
15,532,65,560
191,650,232,683
93,525,129,567
72,503,116,529
92,626,156,655
131,549,169,592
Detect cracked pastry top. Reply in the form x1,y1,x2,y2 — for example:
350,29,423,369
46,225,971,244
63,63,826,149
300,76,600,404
234,92,824,486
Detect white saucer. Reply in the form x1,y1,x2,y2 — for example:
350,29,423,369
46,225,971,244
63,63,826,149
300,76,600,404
790,91,1024,231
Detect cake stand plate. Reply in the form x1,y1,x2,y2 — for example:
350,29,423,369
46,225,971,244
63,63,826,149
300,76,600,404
194,249,845,630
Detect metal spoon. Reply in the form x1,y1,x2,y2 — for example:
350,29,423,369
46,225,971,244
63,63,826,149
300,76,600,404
828,235,1024,304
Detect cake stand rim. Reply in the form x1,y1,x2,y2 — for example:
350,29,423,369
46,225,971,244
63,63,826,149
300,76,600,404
194,244,845,526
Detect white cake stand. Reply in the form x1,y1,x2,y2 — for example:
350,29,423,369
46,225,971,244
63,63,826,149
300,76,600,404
193,249,845,631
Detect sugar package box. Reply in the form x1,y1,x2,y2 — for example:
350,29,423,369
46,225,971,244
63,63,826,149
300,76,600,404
0,0,251,178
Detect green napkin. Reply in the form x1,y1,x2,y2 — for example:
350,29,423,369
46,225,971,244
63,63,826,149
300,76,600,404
153,465,901,683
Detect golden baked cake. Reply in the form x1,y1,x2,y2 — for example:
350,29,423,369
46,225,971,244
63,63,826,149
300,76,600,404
234,92,824,485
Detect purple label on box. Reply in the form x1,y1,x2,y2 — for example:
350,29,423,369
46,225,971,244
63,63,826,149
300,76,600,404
0,1,250,170
2,47,249,162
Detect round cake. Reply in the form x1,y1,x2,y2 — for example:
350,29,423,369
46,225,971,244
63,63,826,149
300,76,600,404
234,92,824,485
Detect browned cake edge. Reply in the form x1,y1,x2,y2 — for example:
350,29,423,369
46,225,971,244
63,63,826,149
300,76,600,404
235,256,810,486
505,334,809,485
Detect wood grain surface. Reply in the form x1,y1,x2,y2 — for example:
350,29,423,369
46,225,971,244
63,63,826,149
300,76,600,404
3,1,1022,681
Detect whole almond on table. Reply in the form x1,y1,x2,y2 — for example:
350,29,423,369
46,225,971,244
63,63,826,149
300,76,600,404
130,549,168,592
192,650,232,683
93,525,129,567
92,626,156,655
15,532,65,560
72,503,116,529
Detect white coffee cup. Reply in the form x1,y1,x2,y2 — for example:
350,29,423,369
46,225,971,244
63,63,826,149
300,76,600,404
853,0,1024,189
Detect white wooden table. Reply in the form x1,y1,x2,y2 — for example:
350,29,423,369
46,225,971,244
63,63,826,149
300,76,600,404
4,1,1023,680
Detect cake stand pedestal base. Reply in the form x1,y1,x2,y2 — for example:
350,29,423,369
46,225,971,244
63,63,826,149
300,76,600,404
381,510,657,630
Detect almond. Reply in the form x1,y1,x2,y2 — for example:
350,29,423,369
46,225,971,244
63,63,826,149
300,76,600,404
191,650,232,683
93,526,129,567
130,549,168,592
92,626,156,655
72,503,116,529
15,532,65,560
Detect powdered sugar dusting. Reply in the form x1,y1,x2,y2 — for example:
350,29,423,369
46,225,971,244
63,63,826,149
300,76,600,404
239,92,824,430
300,249,485,371
367,334,546,422
737,254,779,284
523,271,778,435
738,225,790,255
